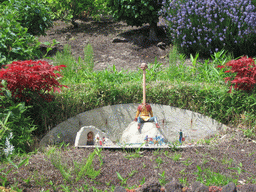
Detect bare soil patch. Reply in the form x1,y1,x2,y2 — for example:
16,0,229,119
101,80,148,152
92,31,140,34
38,16,171,71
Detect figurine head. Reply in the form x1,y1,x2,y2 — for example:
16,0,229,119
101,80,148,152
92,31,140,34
140,63,148,70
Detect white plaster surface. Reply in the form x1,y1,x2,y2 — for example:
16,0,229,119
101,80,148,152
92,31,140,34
74,126,107,147
120,121,166,144
39,103,229,147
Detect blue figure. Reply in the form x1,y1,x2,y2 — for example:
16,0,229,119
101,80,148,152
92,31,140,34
158,136,165,146
144,135,149,146
179,129,183,145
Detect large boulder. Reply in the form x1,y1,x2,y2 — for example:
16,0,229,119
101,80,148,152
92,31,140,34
120,121,167,144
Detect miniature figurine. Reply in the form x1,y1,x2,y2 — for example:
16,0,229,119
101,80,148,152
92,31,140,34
144,135,149,146
154,135,159,146
149,137,154,145
179,129,183,145
102,136,105,146
87,131,94,145
134,63,160,130
134,104,160,129
95,135,100,146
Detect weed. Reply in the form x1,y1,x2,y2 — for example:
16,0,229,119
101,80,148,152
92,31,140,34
128,169,138,177
158,171,168,186
49,180,57,191
221,155,234,167
171,152,182,162
140,177,146,185
116,172,128,186
75,147,103,182
228,162,245,175
41,39,60,58
202,158,209,165
153,148,160,156
181,158,193,166
0,156,29,187
155,156,164,169
193,165,238,186
125,143,145,159
178,176,189,187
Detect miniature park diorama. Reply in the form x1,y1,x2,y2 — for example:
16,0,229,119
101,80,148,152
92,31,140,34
74,63,185,148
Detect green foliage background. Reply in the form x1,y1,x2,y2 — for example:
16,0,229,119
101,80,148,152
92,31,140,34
107,0,163,27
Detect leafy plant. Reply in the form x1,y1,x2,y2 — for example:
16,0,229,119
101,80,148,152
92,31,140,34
107,0,164,41
158,171,168,186
162,0,256,57
218,56,256,93
171,152,182,162
0,81,37,154
116,172,128,186
155,156,164,168
0,156,29,186
181,157,193,166
0,60,67,104
41,39,60,58
193,165,238,186
0,3,40,67
75,147,103,181
10,0,53,36
46,0,110,27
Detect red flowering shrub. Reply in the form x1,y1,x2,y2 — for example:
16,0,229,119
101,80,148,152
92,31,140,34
0,60,68,103
217,56,256,93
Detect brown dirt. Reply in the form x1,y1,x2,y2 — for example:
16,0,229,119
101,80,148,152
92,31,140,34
37,16,171,71
1,16,255,192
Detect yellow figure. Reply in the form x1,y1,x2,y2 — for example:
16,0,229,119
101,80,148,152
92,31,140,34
134,104,160,129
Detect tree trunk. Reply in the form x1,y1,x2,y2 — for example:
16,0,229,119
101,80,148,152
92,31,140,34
148,22,158,41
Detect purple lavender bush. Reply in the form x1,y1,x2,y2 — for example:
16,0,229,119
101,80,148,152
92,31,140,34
161,0,256,57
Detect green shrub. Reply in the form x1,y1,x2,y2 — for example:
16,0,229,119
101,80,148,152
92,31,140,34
0,80,37,155
45,0,110,27
0,4,40,67
107,0,163,40
10,0,53,36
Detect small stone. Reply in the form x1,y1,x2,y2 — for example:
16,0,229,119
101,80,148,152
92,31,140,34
157,42,166,50
114,186,126,192
191,181,209,192
164,178,183,192
136,177,161,192
221,182,237,192
112,37,129,43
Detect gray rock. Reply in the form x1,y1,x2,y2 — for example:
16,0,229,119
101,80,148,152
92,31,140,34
157,42,166,50
164,178,183,192
222,182,237,192
191,181,209,192
120,121,166,144
114,186,126,192
136,177,161,192
237,184,256,192
112,37,129,43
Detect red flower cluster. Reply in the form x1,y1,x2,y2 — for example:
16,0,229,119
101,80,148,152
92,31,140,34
0,60,68,103
217,56,256,93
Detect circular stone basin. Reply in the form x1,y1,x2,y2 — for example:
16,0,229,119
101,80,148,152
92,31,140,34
39,103,228,147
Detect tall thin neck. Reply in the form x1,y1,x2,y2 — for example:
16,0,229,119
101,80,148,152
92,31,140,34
143,69,146,105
